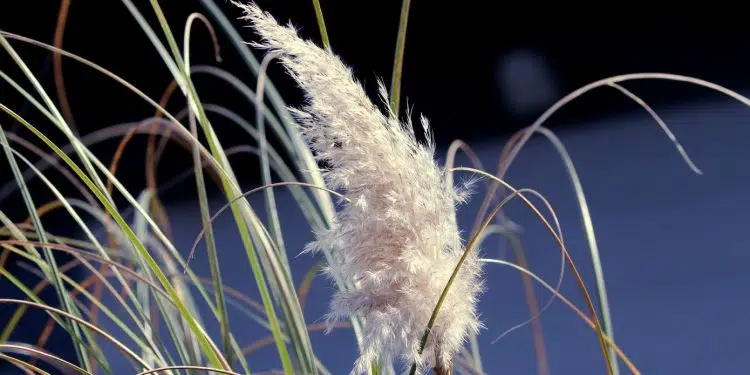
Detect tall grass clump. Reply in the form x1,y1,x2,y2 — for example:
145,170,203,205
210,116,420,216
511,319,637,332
0,1,746,374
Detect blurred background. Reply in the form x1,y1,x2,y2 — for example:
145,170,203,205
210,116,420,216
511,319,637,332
1,1,749,374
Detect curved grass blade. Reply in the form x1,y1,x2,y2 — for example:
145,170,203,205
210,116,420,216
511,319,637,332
0,250,110,374
134,190,198,371
53,0,76,130
147,2,317,371
2,247,161,368
448,167,615,375
0,32,108,205
0,79,187,369
479,258,641,375
183,13,232,365
0,104,230,370
0,350,54,375
257,52,288,265
0,299,152,370
532,126,617,374
0,125,89,370
1,100,250,372
4,149,181,370
0,343,88,375
198,1,370,356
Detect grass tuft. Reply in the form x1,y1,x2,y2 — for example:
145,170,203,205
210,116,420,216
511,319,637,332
1,2,743,375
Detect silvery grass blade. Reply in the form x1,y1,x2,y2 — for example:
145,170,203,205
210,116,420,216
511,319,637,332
0,298,155,371
199,102,327,231
133,192,159,369
1,117,175,372
4,116,241,369
133,190,200,370
444,141,490,373
189,66,297,173
527,126,617,374
0,351,52,374
197,3,363,330
0,235,109,373
468,72,738,254
0,65,220,370
3,230,258,373
0,103,230,371
4,245,162,372
197,0,313,168
447,167,615,375
2,47,302,372
198,5,372,368
0,34,108,202
257,52,289,268
447,144,557,375
0,343,87,375
137,1,315,372
0,269,110,374
0,124,90,370
143,1,319,371
182,13,232,365
489,76,728,374
188,66,331,242
461,72,750,375
0,28,314,372
478,257,641,375
2,146,180,371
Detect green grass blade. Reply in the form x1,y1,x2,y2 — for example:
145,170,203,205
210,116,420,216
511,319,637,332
183,14,233,366
256,53,291,272
198,0,372,366
0,73,188,370
133,192,159,369
0,103,229,370
0,343,90,375
4,248,157,364
534,126,618,374
311,0,331,49
134,190,198,371
147,2,314,372
189,65,298,175
202,104,325,231
119,0,182,85
0,298,153,371
6,148,180,370
388,0,411,114
0,243,112,374
200,0,340,225
0,268,103,371
0,33,109,205
452,167,616,375
0,124,90,370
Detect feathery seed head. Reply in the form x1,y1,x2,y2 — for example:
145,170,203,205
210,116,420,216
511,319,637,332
236,3,484,373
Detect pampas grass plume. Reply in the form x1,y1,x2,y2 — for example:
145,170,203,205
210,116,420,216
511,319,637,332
236,3,484,373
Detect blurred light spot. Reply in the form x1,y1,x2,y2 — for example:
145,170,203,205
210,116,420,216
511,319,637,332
497,49,559,116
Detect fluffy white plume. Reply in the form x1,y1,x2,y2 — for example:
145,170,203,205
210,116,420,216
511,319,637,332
237,3,483,373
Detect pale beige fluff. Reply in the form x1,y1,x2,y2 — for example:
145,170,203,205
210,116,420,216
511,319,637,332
237,3,483,373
